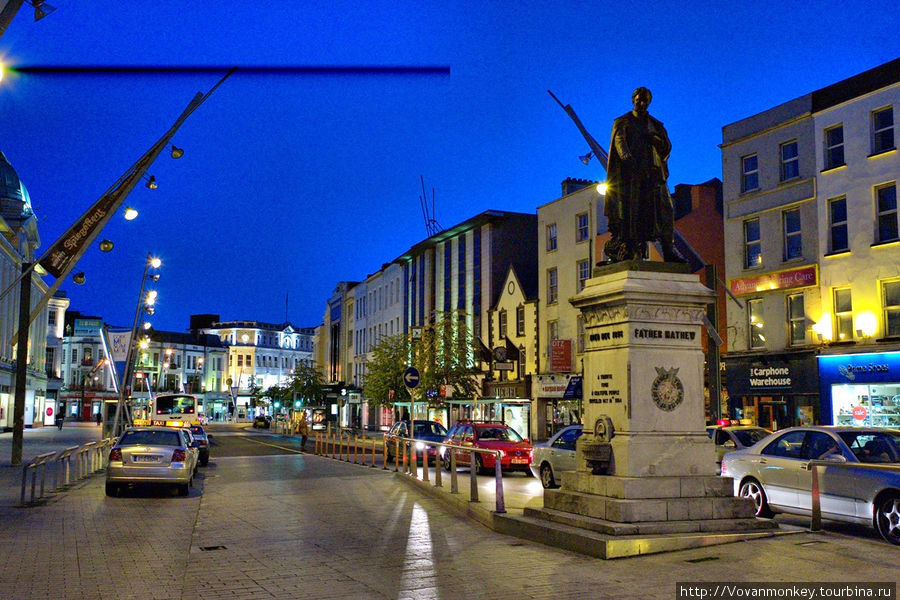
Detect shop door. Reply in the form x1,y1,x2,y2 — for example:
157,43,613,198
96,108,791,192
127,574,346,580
759,402,789,431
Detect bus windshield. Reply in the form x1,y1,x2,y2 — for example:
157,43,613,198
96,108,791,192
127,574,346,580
155,395,196,416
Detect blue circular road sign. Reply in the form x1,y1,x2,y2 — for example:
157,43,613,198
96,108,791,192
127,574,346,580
403,367,420,389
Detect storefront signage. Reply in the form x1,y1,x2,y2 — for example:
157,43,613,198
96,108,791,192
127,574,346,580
536,375,577,398
728,264,817,297
550,339,573,372
725,353,818,396
484,381,529,399
74,318,103,336
852,406,868,420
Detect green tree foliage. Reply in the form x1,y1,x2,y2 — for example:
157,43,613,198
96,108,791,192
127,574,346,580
363,311,480,407
288,363,327,407
363,331,411,407
263,385,291,411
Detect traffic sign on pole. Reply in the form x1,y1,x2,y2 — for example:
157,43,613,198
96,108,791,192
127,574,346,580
403,367,420,389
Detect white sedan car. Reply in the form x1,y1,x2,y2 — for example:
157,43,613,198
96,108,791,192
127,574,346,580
530,425,582,488
106,426,199,496
721,426,900,544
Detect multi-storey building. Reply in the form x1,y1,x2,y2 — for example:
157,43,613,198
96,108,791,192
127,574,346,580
536,179,601,438
199,316,313,420
722,58,900,430
44,291,69,420
351,262,404,429
60,313,117,421
399,209,538,430
0,152,51,429
318,281,357,426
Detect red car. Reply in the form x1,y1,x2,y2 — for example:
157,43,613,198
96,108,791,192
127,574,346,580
441,422,533,476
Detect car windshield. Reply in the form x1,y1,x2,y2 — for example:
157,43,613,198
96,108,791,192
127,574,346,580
476,426,523,442
733,428,769,447
838,431,900,464
119,430,181,447
190,426,205,436
413,422,447,437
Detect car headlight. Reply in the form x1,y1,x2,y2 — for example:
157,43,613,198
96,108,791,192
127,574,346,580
415,441,425,451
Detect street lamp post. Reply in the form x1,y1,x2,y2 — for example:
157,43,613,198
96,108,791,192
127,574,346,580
109,254,160,437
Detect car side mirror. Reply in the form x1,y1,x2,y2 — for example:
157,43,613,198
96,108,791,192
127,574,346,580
524,438,530,444
722,440,736,449
823,454,847,463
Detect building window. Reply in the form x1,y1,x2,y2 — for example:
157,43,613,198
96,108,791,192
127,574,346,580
577,259,590,292
787,293,806,346
576,212,589,242
782,208,801,261
748,298,765,349
237,355,243,367
516,306,525,336
48,310,57,326
546,223,557,251
833,288,853,341
71,348,78,363
547,319,559,358
828,197,848,253
780,140,799,181
883,280,900,337
547,268,558,304
741,154,758,193
824,125,844,170
744,218,761,268
499,309,507,339
876,183,898,243
872,106,894,155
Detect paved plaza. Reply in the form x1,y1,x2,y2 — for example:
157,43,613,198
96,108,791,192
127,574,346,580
0,424,896,599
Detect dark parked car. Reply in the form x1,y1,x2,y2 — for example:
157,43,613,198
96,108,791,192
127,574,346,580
384,420,448,463
252,415,271,429
189,424,210,466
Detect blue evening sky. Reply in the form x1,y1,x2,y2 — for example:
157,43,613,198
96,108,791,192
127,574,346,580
0,1,897,332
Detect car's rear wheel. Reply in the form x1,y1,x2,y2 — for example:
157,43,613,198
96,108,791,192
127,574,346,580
739,478,774,518
105,482,118,497
474,455,486,476
442,452,452,472
177,483,189,496
540,463,557,488
874,493,900,545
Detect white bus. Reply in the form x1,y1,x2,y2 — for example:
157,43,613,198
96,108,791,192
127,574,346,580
134,393,200,427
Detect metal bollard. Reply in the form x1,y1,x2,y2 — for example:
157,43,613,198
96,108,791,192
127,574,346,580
469,450,479,502
410,440,417,477
401,439,407,473
810,463,821,532
450,451,458,494
494,451,505,513
354,435,359,464
421,444,429,483
371,437,377,468
434,449,442,488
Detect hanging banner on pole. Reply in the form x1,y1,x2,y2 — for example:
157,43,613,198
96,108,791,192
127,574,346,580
101,325,132,394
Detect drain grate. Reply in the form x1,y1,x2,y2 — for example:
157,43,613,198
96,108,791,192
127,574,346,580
199,545,227,551
797,540,827,546
685,556,720,563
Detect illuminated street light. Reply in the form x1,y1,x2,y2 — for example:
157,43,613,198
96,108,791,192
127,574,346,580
124,207,139,220
596,182,608,195
150,257,161,269
144,175,157,189
170,145,184,159
99,239,114,252
72,272,85,284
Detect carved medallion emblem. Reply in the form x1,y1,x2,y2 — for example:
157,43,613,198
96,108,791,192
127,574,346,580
651,366,684,411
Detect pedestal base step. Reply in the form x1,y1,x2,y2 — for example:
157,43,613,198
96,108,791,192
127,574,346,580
544,487,759,522
494,510,784,560
524,506,778,536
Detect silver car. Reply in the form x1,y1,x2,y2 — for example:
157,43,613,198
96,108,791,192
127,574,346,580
106,426,199,497
530,425,583,488
721,426,900,544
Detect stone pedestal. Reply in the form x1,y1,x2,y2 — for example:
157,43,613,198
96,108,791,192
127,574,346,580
527,262,775,549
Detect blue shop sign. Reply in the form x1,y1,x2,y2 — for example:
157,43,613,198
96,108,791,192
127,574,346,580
817,352,899,387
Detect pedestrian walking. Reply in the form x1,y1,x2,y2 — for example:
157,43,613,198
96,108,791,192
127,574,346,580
96,410,102,426
298,412,309,451
56,412,64,430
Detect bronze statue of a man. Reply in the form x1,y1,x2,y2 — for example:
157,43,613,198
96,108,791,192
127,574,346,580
603,87,683,263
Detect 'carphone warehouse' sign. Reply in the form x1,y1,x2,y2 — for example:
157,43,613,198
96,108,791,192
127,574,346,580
749,367,791,387
725,354,818,396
